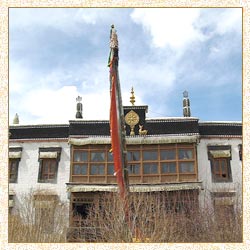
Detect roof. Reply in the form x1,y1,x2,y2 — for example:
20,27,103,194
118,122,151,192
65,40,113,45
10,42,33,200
198,122,242,137
9,118,242,140
146,118,199,135
9,124,69,140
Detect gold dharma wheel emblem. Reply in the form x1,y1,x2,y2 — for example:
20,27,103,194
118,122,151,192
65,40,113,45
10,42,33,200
125,110,139,136
125,110,139,125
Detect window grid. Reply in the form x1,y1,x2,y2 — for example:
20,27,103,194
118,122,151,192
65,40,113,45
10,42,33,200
71,144,197,180
212,158,229,181
41,159,57,181
207,146,232,183
9,159,19,183
72,146,113,178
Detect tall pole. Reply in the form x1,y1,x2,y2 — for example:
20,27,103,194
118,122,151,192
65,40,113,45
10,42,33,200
108,24,129,202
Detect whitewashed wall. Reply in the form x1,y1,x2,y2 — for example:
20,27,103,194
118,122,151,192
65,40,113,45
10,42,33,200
9,141,71,213
9,137,242,217
197,138,242,210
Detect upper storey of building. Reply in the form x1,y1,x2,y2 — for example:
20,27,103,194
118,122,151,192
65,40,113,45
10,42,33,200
9,89,242,141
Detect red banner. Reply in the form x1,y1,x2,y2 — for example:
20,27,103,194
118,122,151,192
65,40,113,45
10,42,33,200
110,68,126,199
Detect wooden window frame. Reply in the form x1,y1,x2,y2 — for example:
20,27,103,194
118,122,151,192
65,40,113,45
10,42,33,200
34,194,59,232
71,145,112,182
70,193,95,227
39,158,58,182
127,150,140,176
9,158,20,183
163,190,199,214
38,147,61,183
9,147,22,183
212,158,230,181
208,145,232,183
70,144,197,183
238,144,242,161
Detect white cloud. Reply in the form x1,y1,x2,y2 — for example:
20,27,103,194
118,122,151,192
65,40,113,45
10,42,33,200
12,85,112,124
196,8,241,39
75,9,101,25
215,8,242,35
81,92,110,120
20,86,78,124
9,8,242,124
120,60,176,101
9,62,30,93
131,8,204,51
10,8,89,36
9,8,126,37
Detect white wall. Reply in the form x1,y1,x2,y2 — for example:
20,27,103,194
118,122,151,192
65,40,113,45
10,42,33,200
9,141,71,209
197,138,242,210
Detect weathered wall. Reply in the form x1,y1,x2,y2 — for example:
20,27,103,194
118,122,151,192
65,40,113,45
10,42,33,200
197,137,242,210
9,141,71,216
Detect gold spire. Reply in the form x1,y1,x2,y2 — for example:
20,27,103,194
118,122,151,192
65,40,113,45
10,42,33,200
130,87,136,106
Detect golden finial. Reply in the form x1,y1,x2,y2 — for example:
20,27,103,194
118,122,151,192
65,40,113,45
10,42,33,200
130,87,136,106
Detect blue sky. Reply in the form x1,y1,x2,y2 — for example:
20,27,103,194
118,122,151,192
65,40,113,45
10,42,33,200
9,8,242,124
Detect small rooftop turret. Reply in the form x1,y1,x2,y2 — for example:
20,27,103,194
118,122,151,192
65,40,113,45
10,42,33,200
183,90,191,117
13,113,19,124
75,96,83,119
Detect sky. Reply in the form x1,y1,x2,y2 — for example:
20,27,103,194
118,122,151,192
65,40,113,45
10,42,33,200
9,8,242,125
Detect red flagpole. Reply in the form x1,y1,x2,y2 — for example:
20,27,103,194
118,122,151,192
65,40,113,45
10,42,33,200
108,24,129,206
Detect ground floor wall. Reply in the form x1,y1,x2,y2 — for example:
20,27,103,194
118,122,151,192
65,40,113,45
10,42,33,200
197,138,242,214
66,189,200,242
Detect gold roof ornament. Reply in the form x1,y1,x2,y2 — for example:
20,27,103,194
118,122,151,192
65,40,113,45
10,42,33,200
130,87,136,106
125,110,140,136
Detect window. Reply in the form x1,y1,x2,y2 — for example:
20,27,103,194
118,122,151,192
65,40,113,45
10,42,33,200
90,151,105,175
72,147,115,177
71,144,197,182
128,164,140,175
107,164,114,175
127,151,140,175
90,164,105,175
143,151,158,161
9,194,15,213
213,158,229,179
160,150,176,160
179,162,194,173
91,152,105,162
9,159,20,183
127,151,140,161
208,146,232,183
213,195,235,225
34,194,59,232
9,147,22,183
238,144,242,161
160,147,196,175
36,207,55,232
161,162,176,173
74,151,88,162
107,151,114,175
38,147,61,183
178,149,193,159
164,190,199,214
142,150,158,175
40,159,57,180
143,163,158,174
73,164,88,175
71,194,94,227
